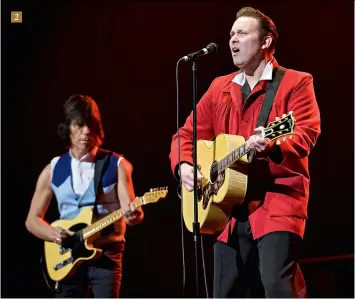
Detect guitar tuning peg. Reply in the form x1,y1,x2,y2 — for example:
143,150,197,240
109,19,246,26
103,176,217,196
150,188,153,192
289,135,293,139
276,140,281,145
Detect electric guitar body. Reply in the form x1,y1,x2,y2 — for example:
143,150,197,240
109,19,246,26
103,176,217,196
43,187,168,282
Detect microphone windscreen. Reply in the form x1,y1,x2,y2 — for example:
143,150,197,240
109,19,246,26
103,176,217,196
206,43,218,52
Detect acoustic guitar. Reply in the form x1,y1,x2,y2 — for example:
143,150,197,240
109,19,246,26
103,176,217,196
182,112,295,234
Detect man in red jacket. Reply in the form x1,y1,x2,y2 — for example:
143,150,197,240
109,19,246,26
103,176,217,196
170,6,321,298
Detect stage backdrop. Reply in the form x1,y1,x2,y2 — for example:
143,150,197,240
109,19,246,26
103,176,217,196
2,1,354,297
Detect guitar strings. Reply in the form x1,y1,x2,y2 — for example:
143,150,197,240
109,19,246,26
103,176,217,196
209,118,290,175
209,132,262,175
204,115,292,178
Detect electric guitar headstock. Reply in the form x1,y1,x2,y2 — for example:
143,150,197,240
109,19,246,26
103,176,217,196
263,111,295,142
140,187,168,204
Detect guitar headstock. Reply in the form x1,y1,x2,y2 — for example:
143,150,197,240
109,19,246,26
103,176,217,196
143,187,168,204
264,111,295,142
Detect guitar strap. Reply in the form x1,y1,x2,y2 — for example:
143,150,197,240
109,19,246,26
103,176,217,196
248,65,286,162
92,148,112,219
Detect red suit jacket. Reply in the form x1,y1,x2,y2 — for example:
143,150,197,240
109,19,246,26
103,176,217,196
169,59,321,242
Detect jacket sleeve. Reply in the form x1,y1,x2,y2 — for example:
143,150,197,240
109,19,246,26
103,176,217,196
273,73,321,163
169,79,217,179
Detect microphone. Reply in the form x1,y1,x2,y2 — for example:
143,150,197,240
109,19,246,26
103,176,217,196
180,42,218,62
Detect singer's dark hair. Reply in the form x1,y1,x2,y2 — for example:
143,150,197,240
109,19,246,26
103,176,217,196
236,7,278,54
57,94,105,147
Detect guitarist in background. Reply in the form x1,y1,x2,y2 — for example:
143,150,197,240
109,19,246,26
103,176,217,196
25,94,144,298
170,7,320,298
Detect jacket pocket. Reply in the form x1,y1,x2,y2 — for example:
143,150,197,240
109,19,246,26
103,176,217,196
267,192,308,219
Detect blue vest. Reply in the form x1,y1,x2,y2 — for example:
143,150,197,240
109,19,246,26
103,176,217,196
51,150,121,220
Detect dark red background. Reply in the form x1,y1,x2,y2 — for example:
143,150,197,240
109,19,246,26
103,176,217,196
2,1,354,297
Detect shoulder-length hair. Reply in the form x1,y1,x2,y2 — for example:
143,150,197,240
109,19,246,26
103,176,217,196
57,94,105,147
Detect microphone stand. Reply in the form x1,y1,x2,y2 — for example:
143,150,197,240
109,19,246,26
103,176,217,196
178,44,217,298
191,59,201,298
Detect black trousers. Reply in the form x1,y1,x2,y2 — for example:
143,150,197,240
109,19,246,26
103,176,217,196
55,243,124,298
213,220,307,298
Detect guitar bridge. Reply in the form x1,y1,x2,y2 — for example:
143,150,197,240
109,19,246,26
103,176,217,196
53,256,74,271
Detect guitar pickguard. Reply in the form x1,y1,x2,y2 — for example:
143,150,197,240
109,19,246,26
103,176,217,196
53,223,94,274
201,171,225,209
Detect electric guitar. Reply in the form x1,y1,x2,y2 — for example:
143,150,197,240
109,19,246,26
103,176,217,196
182,112,295,234
44,187,168,282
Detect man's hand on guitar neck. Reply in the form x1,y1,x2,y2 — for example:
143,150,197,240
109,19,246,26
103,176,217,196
180,163,204,192
123,200,144,226
247,126,275,154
